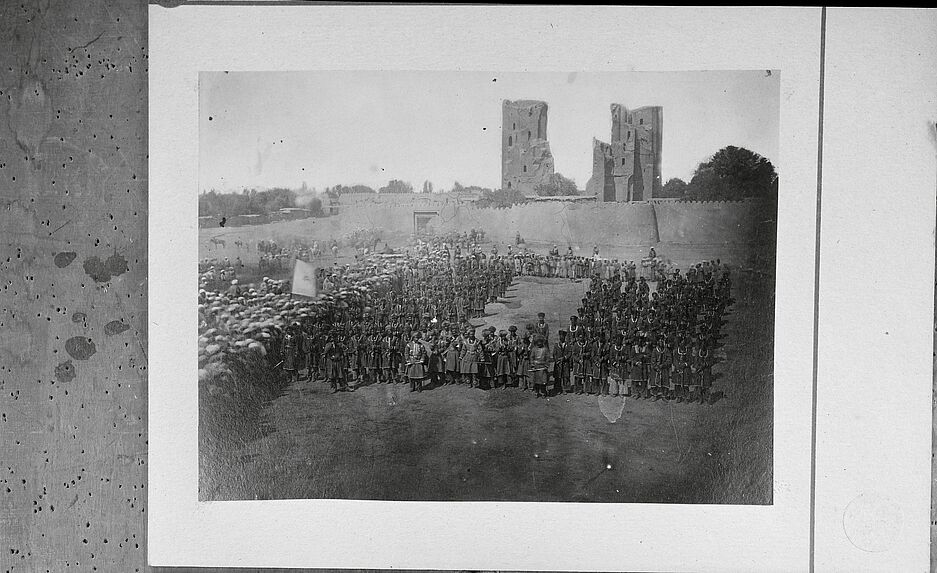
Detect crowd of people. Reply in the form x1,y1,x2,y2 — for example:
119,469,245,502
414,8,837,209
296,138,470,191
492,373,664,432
198,236,732,404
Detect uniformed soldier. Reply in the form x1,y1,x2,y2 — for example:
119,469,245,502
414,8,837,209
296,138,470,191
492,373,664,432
444,332,461,385
534,312,549,346
551,330,570,395
301,322,317,381
460,329,480,388
281,322,303,384
426,330,443,388
571,330,589,395
674,336,693,402
630,335,648,398
518,328,534,390
494,330,513,389
324,332,346,393
609,334,628,396
344,329,360,387
649,336,672,401
591,333,610,395
406,331,427,393
529,335,550,398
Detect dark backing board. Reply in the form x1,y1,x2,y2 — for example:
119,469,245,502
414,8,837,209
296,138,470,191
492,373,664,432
0,1,151,571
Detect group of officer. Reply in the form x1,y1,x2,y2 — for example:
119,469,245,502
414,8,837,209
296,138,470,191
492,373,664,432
276,246,515,393
273,241,730,403
550,263,732,404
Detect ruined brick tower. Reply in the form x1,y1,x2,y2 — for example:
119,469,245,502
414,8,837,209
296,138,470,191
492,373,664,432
589,104,663,202
501,100,555,195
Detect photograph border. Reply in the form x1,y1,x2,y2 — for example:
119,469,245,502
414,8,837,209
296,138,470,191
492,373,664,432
149,6,822,570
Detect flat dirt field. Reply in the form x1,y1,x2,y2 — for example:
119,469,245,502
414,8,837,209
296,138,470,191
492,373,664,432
200,271,774,504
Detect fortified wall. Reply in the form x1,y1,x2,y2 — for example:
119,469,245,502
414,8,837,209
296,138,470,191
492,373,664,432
429,201,658,246
653,200,766,244
425,199,770,248
258,194,771,258
306,195,769,242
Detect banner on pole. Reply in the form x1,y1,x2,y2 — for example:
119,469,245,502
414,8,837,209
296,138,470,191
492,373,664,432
291,259,319,298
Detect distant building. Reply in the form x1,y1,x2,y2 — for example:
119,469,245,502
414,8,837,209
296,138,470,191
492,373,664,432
588,104,663,202
501,100,555,195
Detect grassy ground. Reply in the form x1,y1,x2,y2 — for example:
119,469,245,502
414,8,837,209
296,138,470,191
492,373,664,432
199,272,774,504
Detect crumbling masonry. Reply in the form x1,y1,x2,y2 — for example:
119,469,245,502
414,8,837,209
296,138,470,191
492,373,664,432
589,104,663,202
501,100,555,195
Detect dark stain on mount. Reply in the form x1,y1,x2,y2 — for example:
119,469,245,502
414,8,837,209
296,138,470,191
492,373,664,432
54,251,77,268
54,360,76,383
104,319,130,336
83,252,129,282
64,337,96,361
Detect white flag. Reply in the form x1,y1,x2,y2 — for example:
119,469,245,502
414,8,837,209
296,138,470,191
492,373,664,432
291,259,318,298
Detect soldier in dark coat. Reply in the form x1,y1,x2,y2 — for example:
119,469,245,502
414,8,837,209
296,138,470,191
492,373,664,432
630,336,649,398
425,331,444,388
591,333,610,395
571,330,591,395
366,328,382,383
609,335,628,396
551,330,570,395
460,330,480,388
444,333,461,385
694,342,715,404
529,336,551,398
302,322,318,381
324,333,346,393
533,312,550,346
356,327,369,381
568,315,582,339
281,323,303,384
476,329,494,389
344,333,360,385
494,330,513,389
514,333,531,390
380,326,396,384
406,331,427,393
649,336,672,401
674,336,693,402
395,326,408,383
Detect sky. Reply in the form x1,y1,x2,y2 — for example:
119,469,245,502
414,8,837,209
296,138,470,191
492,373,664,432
199,70,779,193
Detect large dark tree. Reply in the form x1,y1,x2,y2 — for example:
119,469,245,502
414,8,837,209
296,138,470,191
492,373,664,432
198,187,317,217
684,146,777,201
534,172,579,197
659,177,688,199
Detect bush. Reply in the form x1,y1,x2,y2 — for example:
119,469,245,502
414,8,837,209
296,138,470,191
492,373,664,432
683,146,777,201
534,172,579,197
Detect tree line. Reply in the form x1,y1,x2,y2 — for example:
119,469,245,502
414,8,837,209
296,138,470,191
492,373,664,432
200,145,776,217
659,146,778,202
198,187,323,218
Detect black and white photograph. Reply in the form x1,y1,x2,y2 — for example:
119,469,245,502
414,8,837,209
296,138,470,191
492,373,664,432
195,70,779,504
3,2,935,572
